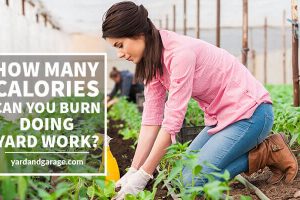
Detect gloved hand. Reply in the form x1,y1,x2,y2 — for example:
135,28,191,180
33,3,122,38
115,167,138,190
112,168,153,200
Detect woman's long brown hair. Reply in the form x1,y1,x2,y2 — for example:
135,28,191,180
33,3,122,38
102,1,163,85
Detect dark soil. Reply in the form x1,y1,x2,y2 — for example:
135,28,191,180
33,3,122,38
108,119,135,176
229,163,300,200
108,119,172,199
108,119,300,199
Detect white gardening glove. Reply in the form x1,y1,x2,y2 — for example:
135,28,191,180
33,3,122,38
115,167,138,189
112,169,153,200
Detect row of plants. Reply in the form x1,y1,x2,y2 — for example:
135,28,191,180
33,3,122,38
0,175,118,200
108,85,300,199
107,98,141,144
265,85,300,147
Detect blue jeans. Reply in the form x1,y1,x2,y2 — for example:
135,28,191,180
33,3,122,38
182,103,274,186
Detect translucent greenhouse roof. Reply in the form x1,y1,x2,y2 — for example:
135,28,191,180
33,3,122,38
39,0,291,34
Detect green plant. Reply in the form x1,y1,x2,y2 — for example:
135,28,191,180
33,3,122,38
124,190,155,200
240,195,253,200
266,85,300,147
154,142,231,200
185,99,205,127
108,98,141,143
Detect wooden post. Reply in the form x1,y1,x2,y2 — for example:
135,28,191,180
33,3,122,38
242,0,249,66
196,0,200,38
216,0,221,47
264,17,268,85
166,15,169,30
282,10,287,84
291,0,300,106
22,0,25,16
36,14,39,23
44,14,48,27
184,0,187,35
173,5,176,32
250,28,256,77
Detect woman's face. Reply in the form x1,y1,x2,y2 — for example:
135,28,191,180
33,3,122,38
106,35,145,64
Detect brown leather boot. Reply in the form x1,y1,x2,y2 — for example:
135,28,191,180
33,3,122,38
245,138,268,176
266,133,298,183
245,133,298,184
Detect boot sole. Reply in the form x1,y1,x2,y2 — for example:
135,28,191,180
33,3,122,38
279,133,299,183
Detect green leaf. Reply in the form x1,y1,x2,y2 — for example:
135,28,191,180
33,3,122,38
164,161,183,186
125,194,137,200
17,177,27,200
53,182,71,198
37,188,51,199
2,178,17,200
153,169,167,189
87,185,95,198
240,195,253,200
103,181,116,197
136,190,154,200
192,165,202,176
289,133,299,147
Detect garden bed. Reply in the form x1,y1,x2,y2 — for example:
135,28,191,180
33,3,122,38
109,117,300,200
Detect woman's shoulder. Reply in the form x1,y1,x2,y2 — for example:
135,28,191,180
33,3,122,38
159,30,205,55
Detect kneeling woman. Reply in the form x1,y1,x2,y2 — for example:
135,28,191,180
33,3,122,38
102,1,298,199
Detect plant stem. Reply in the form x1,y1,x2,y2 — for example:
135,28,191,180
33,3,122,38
235,175,270,200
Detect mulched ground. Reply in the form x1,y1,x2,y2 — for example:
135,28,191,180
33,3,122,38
108,119,300,200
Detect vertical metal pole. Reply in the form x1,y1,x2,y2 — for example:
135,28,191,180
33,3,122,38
216,0,221,47
291,0,300,106
264,17,268,85
196,0,200,38
242,0,249,66
173,5,176,32
184,0,187,35
282,10,287,84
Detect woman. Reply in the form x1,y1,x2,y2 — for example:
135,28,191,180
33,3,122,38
102,1,298,199
108,66,144,107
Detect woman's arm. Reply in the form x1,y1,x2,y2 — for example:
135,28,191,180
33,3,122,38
131,125,161,169
140,128,171,174
108,84,118,99
140,50,197,174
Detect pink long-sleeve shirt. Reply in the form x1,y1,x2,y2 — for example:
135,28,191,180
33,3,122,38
141,30,272,143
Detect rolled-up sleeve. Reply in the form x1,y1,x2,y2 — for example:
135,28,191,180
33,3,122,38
141,77,166,125
162,50,196,143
